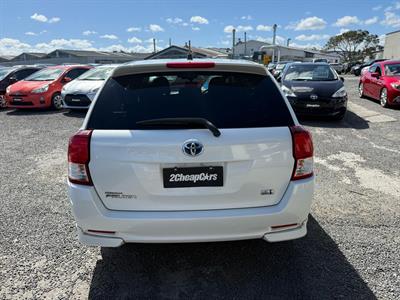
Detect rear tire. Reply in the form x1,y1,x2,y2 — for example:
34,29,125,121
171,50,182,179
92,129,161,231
358,83,365,98
0,95,6,108
380,88,389,108
51,93,63,110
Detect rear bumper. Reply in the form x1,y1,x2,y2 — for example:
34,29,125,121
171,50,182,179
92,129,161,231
68,177,314,246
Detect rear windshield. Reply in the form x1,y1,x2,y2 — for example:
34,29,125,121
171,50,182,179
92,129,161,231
87,71,294,130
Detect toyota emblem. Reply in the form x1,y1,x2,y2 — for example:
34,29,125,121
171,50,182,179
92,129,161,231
310,94,318,100
182,139,203,157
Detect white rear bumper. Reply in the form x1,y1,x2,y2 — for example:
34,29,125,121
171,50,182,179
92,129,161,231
68,177,313,246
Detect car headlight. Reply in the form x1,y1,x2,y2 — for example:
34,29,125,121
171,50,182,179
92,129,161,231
6,86,11,94
88,87,99,95
32,84,49,94
332,86,347,98
390,82,400,90
281,85,296,97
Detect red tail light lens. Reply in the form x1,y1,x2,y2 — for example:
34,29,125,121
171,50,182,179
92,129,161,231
68,130,93,185
290,126,314,180
166,62,215,68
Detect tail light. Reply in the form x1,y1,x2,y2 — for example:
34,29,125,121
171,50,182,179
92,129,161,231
290,126,313,180
166,62,215,68
68,130,93,185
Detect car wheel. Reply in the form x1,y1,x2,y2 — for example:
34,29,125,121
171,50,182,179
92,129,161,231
380,88,389,108
0,95,6,108
358,83,365,98
51,93,63,110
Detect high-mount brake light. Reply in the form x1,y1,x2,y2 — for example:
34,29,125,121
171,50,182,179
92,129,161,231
290,126,314,180
166,62,215,68
68,130,93,185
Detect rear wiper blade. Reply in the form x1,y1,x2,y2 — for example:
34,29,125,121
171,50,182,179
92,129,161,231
136,117,221,137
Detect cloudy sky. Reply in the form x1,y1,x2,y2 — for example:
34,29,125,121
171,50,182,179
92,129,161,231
0,0,399,56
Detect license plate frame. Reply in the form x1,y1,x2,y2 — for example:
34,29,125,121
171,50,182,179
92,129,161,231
163,166,223,188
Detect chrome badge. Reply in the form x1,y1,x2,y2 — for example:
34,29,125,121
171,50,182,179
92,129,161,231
182,139,203,157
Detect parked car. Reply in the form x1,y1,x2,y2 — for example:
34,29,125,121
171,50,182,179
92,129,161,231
267,63,276,72
330,63,344,74
352,59,387,76
280,63,347,120
62,64,118,109
67,59,314,247
359,60,400,107
5,65,92,109
272,61,292,79
0,65,42,107
312,58,328,63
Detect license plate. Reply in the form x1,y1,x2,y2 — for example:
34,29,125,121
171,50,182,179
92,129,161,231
13,98,22,102
71,98,81,102
163,166,223,188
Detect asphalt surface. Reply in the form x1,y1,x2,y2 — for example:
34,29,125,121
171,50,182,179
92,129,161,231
0,76,399,299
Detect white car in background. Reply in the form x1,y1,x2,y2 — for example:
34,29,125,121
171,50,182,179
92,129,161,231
67,59,314,247
61,64,118,109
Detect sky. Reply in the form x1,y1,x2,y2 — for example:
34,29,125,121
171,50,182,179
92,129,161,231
0,0,399,56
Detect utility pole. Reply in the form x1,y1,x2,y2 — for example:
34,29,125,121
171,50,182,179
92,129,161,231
244,32,247,57
272,24,277,45
287,38,291,47
169,38,171,47
153,38,156,53
187,40,193,60
232,28,236,59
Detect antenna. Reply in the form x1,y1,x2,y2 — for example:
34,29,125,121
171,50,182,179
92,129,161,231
187,40,193,60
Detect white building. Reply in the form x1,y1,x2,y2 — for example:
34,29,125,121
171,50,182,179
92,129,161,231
384,30,400,59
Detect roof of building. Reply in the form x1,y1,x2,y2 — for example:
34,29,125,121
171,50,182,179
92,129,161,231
145,45,229,60
10,52,47,61
386,29,400,36
46,49,149,59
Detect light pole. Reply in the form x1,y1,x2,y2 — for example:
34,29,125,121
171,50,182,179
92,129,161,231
232,28,236,59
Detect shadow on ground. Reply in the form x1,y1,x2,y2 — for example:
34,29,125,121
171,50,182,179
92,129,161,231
88,216,376,299
63,109,88,119
6,108,65,116
300,110,369,130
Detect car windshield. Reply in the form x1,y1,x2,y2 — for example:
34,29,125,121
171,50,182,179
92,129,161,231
0,68,15,81
24,68,64,81
87,71,294,130
275,64,286,70
78,66,115,80
384,63,400,76
284,64,337,81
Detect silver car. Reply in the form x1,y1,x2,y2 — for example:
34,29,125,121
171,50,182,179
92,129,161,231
61,64,118,109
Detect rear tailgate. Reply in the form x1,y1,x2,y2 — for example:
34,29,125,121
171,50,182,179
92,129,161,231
90,127,294,211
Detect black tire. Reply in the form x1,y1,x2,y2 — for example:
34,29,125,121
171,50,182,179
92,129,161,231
51,93,63,110
358,83,365,98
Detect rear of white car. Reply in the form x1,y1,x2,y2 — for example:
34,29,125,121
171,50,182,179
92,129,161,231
67,59,314,247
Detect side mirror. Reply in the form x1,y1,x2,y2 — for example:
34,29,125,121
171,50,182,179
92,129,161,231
340,77,344,82
63,76,72,83
371,72,379,78
9,76,17,84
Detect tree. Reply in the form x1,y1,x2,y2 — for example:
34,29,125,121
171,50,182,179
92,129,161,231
325,30,382,62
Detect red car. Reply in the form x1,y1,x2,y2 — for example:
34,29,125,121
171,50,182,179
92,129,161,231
6,65,92,109
359,60,400,107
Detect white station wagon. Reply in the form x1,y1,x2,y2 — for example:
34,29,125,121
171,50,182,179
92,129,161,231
67,59,314,247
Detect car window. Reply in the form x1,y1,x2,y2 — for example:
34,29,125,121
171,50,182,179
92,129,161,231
24,68,64,81
0,68,16,81
87,71,294,130
376,66,382,76
368,65,376,73
14,69,38,80
384,63,400,76
78,66,115,80
64,68,89,80
283,64,337,81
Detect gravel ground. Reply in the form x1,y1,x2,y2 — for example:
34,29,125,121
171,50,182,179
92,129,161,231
0,77,399,299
